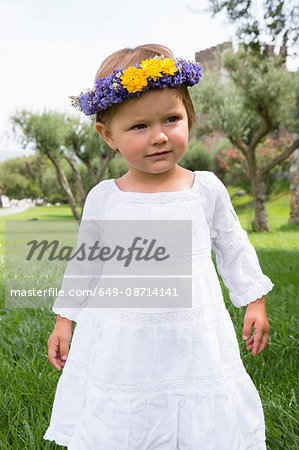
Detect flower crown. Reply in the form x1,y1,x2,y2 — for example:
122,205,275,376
69,55,202,116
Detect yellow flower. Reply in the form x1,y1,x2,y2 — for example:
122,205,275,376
120,67,148,93
140,59,164,81
161,58,177,76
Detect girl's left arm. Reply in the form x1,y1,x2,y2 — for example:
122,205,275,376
209,173,274,309
207,173,274,355
242,295,269,356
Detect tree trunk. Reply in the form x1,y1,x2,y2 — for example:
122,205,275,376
84,161,97,185
65,153,86,208
0,188,7,208
95,151,116,184
47,154,81,222
251,176,270,232
289,149,299,224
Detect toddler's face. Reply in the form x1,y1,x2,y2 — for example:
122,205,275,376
96,87,189,176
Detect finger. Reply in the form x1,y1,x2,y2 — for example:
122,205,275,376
246,340,254,350
252,328,263,356
48,340,63,370
246,335,254,344
48,341,58,361
255,332,269,356
48,349,63,370
242,319,253,340
59,338,70,362
246,338,254,351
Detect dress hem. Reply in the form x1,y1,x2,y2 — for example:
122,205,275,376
43,425,70,446
247,442,267,450
43,427,266,450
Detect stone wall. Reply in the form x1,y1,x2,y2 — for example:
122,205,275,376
289,149,299,224
195,41,287,74
195,41,232,74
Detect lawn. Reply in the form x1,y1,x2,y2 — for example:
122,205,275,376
0,188,298,449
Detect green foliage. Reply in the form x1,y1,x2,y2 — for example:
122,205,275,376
194,49,296,145
208,0,298,56
179,139,212,171
0,155,47,200
193,71,255,144
40,159,85,204
107,154,129,179
9,110,116,220
41,166,68,204
223,48,297,133
11,110,67,158
63,116,113,190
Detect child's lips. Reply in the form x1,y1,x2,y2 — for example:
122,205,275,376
146,151,172,159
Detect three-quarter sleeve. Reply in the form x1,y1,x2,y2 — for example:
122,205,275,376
51,189,103,322
209,174,274,308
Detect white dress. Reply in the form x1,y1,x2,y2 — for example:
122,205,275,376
43,171,274,450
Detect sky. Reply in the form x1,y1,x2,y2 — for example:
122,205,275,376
1,0,298,161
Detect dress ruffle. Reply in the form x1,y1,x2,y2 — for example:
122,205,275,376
44,370,266,449
44,307,266,449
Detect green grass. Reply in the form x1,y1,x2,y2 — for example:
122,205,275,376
0,190,298,449
0,205,73,255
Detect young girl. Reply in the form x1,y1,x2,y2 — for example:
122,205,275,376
43,44,274,449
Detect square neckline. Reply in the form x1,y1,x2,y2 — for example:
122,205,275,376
110,171,198,202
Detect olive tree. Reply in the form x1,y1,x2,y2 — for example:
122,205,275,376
192,47,298,231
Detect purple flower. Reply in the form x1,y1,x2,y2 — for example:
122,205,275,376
70,57,202,116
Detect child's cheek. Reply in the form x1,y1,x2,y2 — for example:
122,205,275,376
172,128,189,148
127,137,145,154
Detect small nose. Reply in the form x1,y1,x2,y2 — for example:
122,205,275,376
149,126,168,145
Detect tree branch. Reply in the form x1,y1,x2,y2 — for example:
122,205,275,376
95,151,116,184
195,125,214,138
47,153,81,222
229,137,248,156
65,153,86,208
258,137,299,176
249,106,273,152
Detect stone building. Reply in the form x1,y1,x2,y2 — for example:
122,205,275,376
195,41,287,76
195,41,232,81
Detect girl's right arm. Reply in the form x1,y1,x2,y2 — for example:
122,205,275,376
47,315,74,370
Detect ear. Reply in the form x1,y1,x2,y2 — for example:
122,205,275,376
95,122,118,150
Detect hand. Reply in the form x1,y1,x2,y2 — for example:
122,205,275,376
47,315,74,370
242,296,269,357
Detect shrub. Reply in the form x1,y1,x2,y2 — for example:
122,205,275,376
179,140,212,171
107,155,129,179
211,138,234,176
215,137,293,195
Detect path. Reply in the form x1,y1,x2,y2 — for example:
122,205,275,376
0,205,35,217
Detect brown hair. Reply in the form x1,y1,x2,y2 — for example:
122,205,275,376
94,44,196,131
